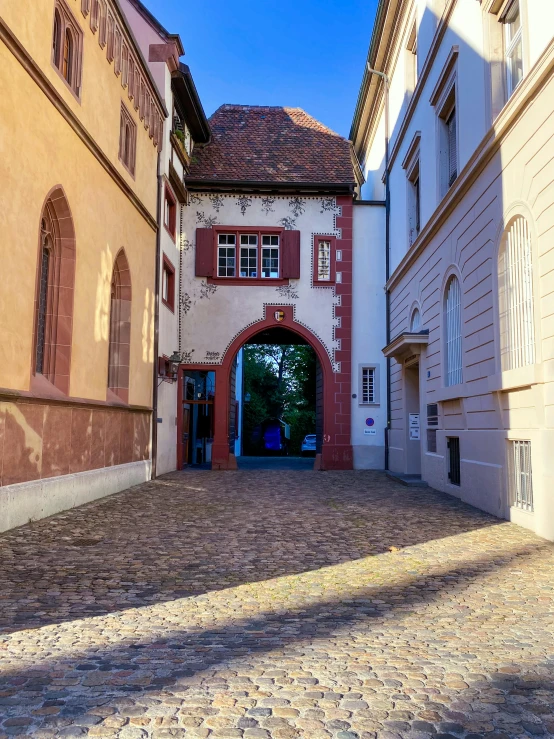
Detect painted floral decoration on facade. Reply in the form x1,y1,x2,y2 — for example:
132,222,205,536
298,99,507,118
261,196,276,215
319,197,338,214
181,238,193,253
279,216,296,231
199,280,218,299
205,350,221,361
180,293,192,314
180,349,195,363
189,194,203,205
288,197,306,218
276,284,299,300
236,195,253,216
209,194,225,213
196,211,218,228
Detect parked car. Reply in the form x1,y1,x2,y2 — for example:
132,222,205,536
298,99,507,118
301,434,317,456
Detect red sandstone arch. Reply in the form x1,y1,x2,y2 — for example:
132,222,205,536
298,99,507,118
108,249,132,404
177,306,353,471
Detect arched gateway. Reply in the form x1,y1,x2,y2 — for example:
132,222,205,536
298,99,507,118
176,105,362,470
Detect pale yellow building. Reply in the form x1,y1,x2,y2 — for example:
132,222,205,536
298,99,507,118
0,0,166,530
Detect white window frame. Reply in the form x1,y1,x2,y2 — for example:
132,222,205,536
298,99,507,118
261,235,279,278
444,274,463,387
240,234,258,278
498,216,535,371
359,364,380,405
430,48,459,200
217,234,236,278
317,239,332,281
502,0,524,98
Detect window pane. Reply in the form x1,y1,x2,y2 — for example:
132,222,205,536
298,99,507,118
362,367,375,403
445,276,462,386
261,247,279,278
218,246,235,277
36,247,50,374
317,240,331,281
240,247,257,277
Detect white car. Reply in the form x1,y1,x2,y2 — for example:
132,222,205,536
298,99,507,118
301,434,317,456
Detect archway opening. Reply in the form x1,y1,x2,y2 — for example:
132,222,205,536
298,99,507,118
233,326,320,470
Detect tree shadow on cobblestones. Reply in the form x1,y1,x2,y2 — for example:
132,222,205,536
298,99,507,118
1,536,553,736
0,471,506,637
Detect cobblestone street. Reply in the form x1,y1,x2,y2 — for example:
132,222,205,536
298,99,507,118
1,470,553,739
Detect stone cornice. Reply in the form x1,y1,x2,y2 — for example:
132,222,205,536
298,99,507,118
0,15,158,232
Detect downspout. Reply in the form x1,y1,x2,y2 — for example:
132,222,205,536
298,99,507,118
151,151,162,480
366,64,391,471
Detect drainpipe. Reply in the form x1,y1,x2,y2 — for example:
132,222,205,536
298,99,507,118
151,151,162,480
366,64,391,471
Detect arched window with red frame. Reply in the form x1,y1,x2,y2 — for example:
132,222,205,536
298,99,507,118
108,250,132,403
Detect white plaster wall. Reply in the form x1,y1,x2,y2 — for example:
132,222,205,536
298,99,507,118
352,204,387,469
180,194,343,369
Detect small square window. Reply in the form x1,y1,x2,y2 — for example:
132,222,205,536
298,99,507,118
161,255,175,311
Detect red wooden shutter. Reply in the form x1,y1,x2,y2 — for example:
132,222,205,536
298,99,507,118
281,230,300,279
195,228,214,277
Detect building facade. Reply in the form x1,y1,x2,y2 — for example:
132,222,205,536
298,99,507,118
351,0,554,540
119,0,210,476
175,104,388,471
0,0,165,531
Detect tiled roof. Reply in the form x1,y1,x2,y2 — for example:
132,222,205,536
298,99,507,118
188,105,356,187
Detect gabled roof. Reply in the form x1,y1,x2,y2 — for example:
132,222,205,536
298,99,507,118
187,105,359,192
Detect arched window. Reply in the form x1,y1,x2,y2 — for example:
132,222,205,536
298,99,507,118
52,9,62,67
33,188,76,394
108,250,132,403
498,216,535,370
410,307,421,332
444,275,462,386
63,28,73,84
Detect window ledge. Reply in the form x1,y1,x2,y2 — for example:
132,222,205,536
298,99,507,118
433,383,469,402
488,363,543,392
358,402,380,407
207,277,289,286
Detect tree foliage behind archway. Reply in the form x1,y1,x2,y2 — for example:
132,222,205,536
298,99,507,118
242,344,316,455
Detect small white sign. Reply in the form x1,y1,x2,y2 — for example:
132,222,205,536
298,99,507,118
410,427,420,440
409,413,420,428
364,429,377,435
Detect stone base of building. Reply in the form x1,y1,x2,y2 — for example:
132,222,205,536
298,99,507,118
0,460,151,533
352,444,385,470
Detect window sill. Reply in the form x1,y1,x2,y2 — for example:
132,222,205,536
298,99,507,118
52,62,81,104
433,383,468,402
313,280,336,287
207,277,289,286
358,402,380,407
488,364,543,393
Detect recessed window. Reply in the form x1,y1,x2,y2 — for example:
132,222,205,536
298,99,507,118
108,250,132,403
215,232,281,279
119,104,137,176
52,1,83,96
406,22,417,92
498,216,535,370
444,275,462,387
106,11,115,62
313,236,336,285
163,187,177,239
359,365,380,405
407,157,421,245
503,0,523,97
161,255,175,311
436,79,458,197
410,308,421,332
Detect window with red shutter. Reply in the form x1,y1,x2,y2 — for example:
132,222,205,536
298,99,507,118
281,230,301,279
195,227,215,277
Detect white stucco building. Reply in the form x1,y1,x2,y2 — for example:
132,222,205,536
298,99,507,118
351,0,554,539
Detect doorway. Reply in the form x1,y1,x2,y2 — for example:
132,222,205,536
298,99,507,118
404,361,421,476
181,370,215,467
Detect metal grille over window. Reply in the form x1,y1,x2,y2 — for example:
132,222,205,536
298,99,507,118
218,234,236,277
447,437,461,486
240,234,258,277
509,439,533,512
36,245,50,374
447,108,457,186
445,275,462,386
261,235,279,278
362,367,375,404
499,216,535,371
317,240,331,281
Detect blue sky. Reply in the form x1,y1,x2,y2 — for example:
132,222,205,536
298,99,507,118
140,0,378,139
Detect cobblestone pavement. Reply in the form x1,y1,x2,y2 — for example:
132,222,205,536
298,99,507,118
1,470,553,739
